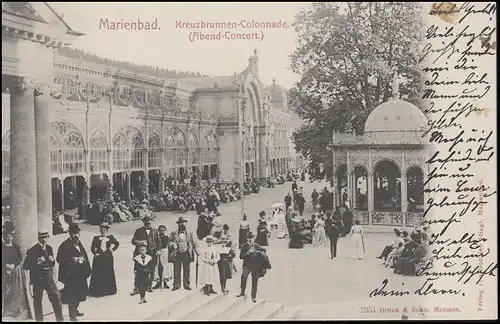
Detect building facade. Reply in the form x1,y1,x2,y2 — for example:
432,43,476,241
2,49,305,208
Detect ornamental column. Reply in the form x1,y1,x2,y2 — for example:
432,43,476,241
346,151,352,208
34,83,53,233
7,76,38,256
367,172,374,225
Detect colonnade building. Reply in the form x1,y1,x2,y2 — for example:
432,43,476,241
1,3,305,252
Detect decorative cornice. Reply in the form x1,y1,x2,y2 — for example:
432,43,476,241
2,26,66,48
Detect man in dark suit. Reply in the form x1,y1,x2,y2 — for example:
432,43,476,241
236,232,271,303
291,181,298,193
24,231,64,322
130,216,160,295
296,193,305,216
56,224,91,322
284,193,292,211
325,215,340,259
342,206,354,237
169,217,200,291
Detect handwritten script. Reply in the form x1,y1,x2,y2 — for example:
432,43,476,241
420,1,497,310
369,2,497,312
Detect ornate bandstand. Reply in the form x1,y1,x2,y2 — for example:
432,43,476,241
332,77,429,228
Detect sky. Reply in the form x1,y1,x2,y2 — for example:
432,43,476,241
50,2,311,89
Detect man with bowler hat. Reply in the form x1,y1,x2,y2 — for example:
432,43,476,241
130,215,160,296
57,223,91,322
169,217,200,291
24,230,64,322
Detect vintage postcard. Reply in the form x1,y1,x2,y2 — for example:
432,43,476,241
1,1,497,321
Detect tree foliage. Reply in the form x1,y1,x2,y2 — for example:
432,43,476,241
290,2,425,178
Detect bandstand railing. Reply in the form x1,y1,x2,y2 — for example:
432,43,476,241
353,210,424,227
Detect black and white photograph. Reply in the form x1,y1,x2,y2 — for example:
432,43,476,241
2,2,497,321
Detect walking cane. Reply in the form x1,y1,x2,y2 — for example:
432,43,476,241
362,235,366,255
195,254,199,289
160,250,163,292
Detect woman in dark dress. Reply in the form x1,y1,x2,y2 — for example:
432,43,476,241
89,222,120,297
2,222,30,319
217,234,236,294
255,219,269,247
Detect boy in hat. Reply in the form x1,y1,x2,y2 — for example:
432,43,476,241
56,224,90,321
169,217,200,291
199,235,220,296
24,230,64,321
134,242,154,304
130,215,160,295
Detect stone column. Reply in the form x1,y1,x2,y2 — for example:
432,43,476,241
7,76,38,255
34,84,53,233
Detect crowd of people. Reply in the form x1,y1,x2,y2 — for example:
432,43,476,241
377,226,430,276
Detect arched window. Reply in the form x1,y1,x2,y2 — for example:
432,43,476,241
208,135,218,164
407,166,424,212
112,133,128,171
174,130,186,166
2,134,10,179
201,136,210,165
130,132,144,169
63,131,85,174
188,134,199,165
164,133,175,168
50,134,61,174
373,160,401,212
148,133,161,169
89,131,108,173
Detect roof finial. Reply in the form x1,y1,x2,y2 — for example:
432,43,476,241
272,78,276,85
392,70,399,100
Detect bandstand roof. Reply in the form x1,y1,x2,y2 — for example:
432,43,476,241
364,99,427,134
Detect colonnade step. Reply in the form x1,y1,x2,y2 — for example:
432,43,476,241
30,288,301,321
182,294,301,321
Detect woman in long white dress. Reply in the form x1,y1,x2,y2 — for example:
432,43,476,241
199,235,220,295
349,220,365,259
312,215,328,248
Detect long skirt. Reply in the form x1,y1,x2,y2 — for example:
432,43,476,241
312,227,328,248
352,234,364,259
154,249,169,281
2,265,30,319
218,258,233,282
199,262,218,286
89,251,117,297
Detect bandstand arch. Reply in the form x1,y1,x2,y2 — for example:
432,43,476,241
406,164,425,213
372,158,402,213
